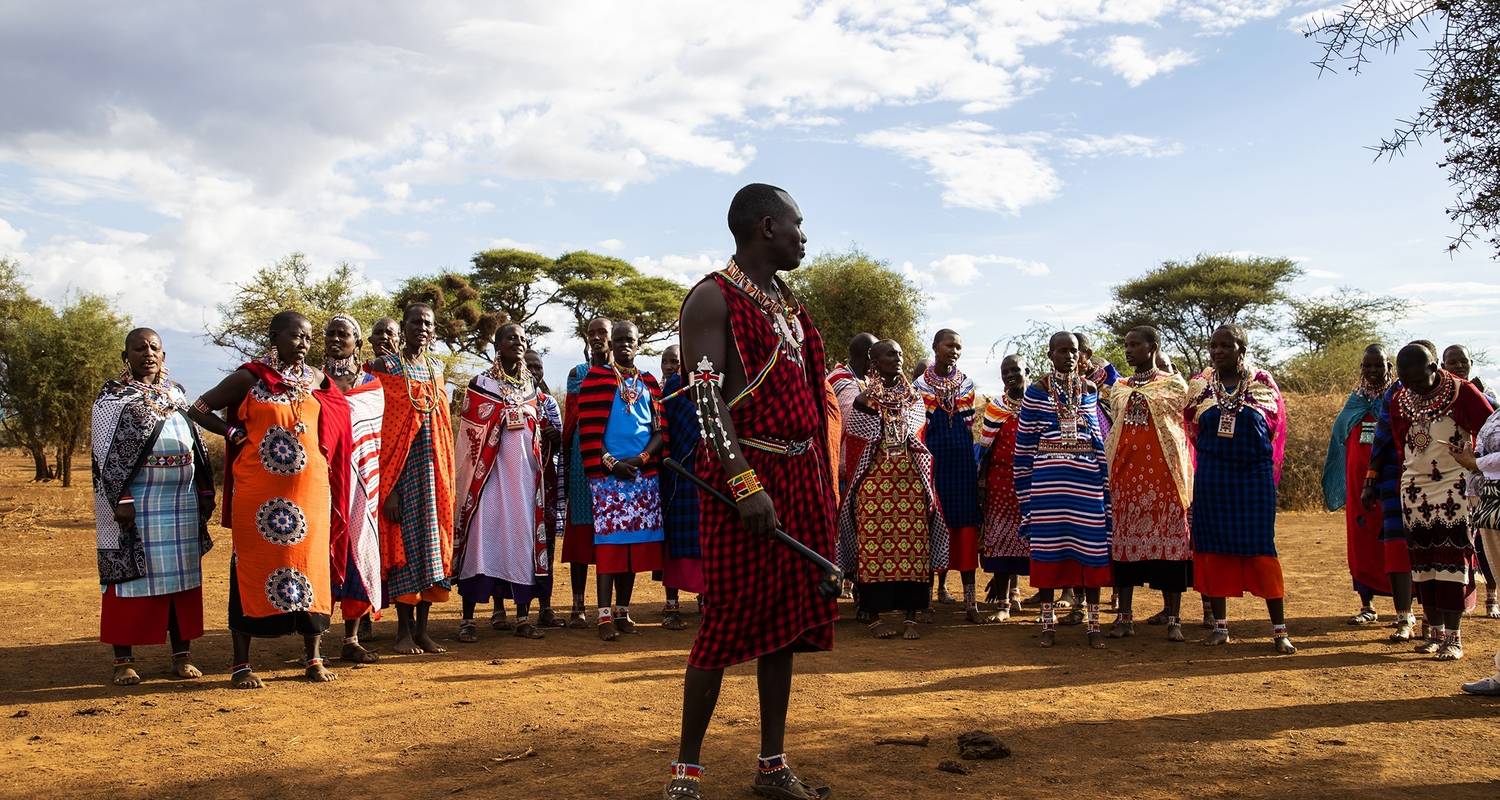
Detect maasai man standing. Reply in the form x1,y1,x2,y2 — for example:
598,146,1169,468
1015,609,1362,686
527,349,568,627
578,320,667,641
453,323,560,643
369,303,455,657
660,344,704,630
915,329,983,622
1105,326,1194,643
841,339,949,639
189,311,352,686
666,184,837,800
323,314,385,664
95,328,216,686
977,354,1029,621
1014,332,1112,649
561,316,613,628
1186,325,1295,654
1322,344,1395,626
1381,343,1492,660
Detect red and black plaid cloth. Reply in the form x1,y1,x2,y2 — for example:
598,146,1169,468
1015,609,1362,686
688,271,839,670
576,366,665,479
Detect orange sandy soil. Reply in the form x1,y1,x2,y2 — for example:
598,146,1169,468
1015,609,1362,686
0,452,1498,800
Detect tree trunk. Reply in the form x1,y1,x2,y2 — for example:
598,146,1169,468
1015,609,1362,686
26,442,49,482
58,446,73,487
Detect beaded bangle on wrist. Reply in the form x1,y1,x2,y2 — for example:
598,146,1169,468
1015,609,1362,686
603,453,619,470
637,451,651,465
727,469,764,502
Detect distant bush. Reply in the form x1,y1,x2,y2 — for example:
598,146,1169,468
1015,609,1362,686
1279,391,1345,512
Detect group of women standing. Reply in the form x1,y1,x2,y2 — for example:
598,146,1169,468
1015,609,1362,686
92,305,481,687
837,323,1296,654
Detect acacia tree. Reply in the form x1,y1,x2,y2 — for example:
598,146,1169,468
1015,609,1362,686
1098,253,1301,374
392,271,508,361
1308,2,1500,255
1284,288,1404,353
785,248,926,366
210,253,390,365
550,251,686,354
0,261,54,479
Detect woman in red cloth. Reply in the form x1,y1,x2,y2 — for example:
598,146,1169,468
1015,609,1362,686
666,184,836,800
1322,344,1395,625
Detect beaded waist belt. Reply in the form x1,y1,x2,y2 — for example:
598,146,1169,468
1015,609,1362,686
1037,437,1094,455
740,436,815,457
143,453,193,468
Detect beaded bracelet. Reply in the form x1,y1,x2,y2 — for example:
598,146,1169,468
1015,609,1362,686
727,469,764,502
637,451,651,465
603,453,619,470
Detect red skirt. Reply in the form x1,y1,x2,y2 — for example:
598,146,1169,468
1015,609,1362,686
561,522,595,565
100,585,204,646
595,541,662,575
947,525,979,573
1194,553,1285,599
1383,539,1412,573
1030,560,1112,589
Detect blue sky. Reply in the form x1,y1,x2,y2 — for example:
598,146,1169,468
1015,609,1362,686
0,2,1491,396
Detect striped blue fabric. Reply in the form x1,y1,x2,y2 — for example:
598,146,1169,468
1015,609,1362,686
1369,382,1407,538
565,363,595,526
1012,383,1111,567
1190,404,1278,557
114,413,203,598
914,372,981,529
660,373,701,559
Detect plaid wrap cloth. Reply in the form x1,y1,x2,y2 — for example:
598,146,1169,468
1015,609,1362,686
661,372,702,560
688,270,838,670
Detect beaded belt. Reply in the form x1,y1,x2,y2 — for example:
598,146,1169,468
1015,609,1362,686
143,453,193,468
740,436,814,457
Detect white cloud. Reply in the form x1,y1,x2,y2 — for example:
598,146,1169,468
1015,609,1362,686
1390,281,1500,297
597,238,625,252
632,253,720,286
1305,268,1343,279
1095,36,1197,87
487,237,545,253
860,122,1062,214
1285,5,1348,33
860,122,1177,214
461,200,495,214
926,253,1050,286
0,216,25,253
1179,1,1301,34
401,230,430,246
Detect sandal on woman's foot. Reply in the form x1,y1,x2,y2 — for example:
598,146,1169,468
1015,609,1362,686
1144,609,1170,625
1415,639,1443,655
341,641,380,664
964,606,984,624
457,621,479,643
598,620,620,642
490,611,513,632
1166,622,1185,642
902,620,921,640
1203,628,1230,646
514,621,544,640
111,659,140,687
615,615,640,635
1461,676,1500,695
1347,608,1379,625
662,610,688,630
170,652,203,679
304,658,337,682
1486,600,1500,620
1108,620,1134,638
1039,629,1056,648
537,608,566,628
567,608,589,630
1273,636,1297,655
1060,609,1085,626
1087,630,1106,650
1436,642,1464,661
985,608,1011,623
752,762,831,800
1390,619,1415,642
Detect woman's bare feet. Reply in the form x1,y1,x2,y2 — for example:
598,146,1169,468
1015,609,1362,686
230,666,263,689
170,653,203,679
392,632,423,655
341,641,380,663
902,620,921,640
413,631,447,654
1087,630,1106,649
868,620,898,639
1273,636,1297,655
598,619,620,641
111,662,141,686
1039,629,1056,648
305,659,337,682
1203,628,1230,646
1166,622,1185,642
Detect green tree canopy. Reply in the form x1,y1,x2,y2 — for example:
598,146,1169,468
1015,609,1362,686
210,253,391,365
392,271,508,361
786,248,926,367
1098,253,1302,374
0,260,130,485
1284,288,1403,353
551,251,685,354
468,247,563,339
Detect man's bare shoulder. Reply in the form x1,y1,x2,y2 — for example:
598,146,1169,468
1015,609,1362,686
681,278,727,326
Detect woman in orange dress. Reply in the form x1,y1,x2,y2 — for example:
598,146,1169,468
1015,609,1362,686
190,311,351,688
1104,327,1194,643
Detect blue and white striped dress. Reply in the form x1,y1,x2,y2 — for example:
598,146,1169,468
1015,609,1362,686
1013,382,1112,582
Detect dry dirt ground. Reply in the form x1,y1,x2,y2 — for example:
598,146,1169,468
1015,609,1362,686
1,452,1498,800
